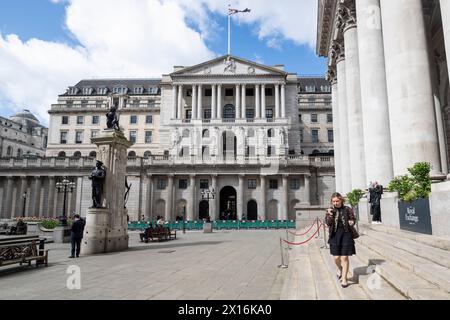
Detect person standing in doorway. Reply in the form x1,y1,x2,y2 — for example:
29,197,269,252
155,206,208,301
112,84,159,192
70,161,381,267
69,214,85,258
325,193,357,288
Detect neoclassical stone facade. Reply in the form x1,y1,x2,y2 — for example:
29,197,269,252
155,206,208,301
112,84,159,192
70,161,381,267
0,55,335,221
318,0,450,194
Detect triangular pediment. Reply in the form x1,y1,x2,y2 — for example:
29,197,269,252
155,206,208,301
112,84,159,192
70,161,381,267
171,55,287,77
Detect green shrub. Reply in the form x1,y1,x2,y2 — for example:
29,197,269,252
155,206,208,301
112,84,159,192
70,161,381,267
347,189,364,208
40,220,60,229
387,162,432,202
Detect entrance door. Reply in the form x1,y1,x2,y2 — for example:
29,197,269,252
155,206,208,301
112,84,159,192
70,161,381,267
247,200,258,221
220,186,237,220
199,200,209,220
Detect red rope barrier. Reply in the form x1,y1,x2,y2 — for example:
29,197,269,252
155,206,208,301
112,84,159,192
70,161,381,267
287,218,318,236
282,222,324,246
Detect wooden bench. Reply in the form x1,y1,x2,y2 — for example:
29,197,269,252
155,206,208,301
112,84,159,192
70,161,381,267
0,235,49,268
140,227,176,243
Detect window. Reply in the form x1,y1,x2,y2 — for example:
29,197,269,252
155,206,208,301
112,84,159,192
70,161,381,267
200,179,209,189
144,151,152,159
223,104,236,119
300,130,304,143
267,145,275,157
179,179,188,189
321,85,331,92
246,109,255,119
149,86,159,95
312,129,319,143
225,88,234,96
128,151,137,157
306,85,316,92
58,151,66,158
96,100,103,108
77,116,84,125
265,88,273,96
129,131,137,144
328,130,334,143
75,131,83,144
73,151,82,158
68,87,78,95
202,129,210,138
299,114,302,122
66,101,73,108
132,99,140,107
186,110,192,119
62,116,69,125
186,89,192,97
269,179,278,189
157,179,167,190
146,115,153,124
246,146,255,157
205,89,212,97
327,114,333,123
266,109,273,119
82,87,92,95
89,151,97,158
134,87,144,94
81,100,88,108
311,114,318,123
204,109,211,119
248,179,257,189
97,87,107,95
113,87,127,94
246,88,254,97
6,146,13,156
268,129,274,138
130,115,137,124
290,179,300,190
145,131,153,143
92,116,99,124
60,132,68,144
91,130,99,138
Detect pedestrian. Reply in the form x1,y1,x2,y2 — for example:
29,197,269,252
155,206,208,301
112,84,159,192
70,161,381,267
325,193,357,288
369,181,383,224
69,214,85,258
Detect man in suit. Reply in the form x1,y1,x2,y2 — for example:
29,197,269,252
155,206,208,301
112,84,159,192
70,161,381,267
69,214,86,258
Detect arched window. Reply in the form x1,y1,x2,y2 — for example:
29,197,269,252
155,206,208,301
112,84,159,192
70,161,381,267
6,146,13,157
89,151,97,158
144,151,152,159
58,151,66,158
17,149,23,158
202,129,210,138
223,104,235,119
128,151,137,158
73,151,82,158
268,129,274,138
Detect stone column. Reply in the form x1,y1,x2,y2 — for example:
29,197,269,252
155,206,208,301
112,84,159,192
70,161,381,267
139,174,145,218
211,175,218,221
343,15,367,190
212,84,217,119
282,175,289,221
241,84,247,119
337,57,352,193
440,0,450,88
304,175,311,205
47,176,55,218
146,174,153,221
275,84,280,118
331,80,342,193
261,84,266,119
177,85,183,120
198,85,203,120
281,84,286,118
217,84,222,120
189,175,196,221
355,0,394,186
238,175,244,220
380,0,442,177
255,85,261,118
2,177,13,218
172,85,178,120
192,84,197,119
166,175,174,221
18,176,28,218
236,84,241,119
33,176,42,217
260,175,266,220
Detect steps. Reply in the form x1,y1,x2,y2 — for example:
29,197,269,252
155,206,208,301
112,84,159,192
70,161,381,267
355,226,450,299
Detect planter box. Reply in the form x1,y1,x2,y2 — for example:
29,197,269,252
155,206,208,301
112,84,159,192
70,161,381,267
398,198,432,235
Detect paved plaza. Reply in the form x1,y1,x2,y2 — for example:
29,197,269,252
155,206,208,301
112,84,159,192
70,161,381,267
0,230,288,300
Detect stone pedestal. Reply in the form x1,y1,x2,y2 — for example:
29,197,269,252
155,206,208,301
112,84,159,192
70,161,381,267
203,222,213,233
294,204,328,230
81,129,133,255
53,226,71,244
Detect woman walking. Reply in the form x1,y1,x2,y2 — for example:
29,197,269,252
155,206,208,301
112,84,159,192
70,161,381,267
325,193,357,288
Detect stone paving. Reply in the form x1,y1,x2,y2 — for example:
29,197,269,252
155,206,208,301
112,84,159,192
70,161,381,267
0,230,288,300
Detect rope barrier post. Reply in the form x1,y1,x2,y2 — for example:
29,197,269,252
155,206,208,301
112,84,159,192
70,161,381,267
278,238,288,269
315,217,320,238
322,220,328,249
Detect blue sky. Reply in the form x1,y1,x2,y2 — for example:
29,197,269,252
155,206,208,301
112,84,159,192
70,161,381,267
0,0,326,123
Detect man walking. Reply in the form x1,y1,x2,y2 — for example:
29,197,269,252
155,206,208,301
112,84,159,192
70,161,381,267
69,214,85,258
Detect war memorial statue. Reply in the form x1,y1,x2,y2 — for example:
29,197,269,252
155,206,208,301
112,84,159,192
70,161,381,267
89,160,106,208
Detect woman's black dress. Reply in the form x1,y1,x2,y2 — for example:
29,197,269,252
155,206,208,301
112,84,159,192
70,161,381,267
329,209,356,257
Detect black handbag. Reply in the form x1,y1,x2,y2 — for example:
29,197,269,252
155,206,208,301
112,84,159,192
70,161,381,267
350,225,360,239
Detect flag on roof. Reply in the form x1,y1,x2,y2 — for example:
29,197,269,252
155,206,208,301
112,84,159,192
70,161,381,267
228,7,251,15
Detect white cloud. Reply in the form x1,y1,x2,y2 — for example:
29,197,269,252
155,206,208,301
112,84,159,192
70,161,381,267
0,0,317,125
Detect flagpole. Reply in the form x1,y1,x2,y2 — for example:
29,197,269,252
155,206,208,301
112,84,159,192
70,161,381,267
228,10,231,55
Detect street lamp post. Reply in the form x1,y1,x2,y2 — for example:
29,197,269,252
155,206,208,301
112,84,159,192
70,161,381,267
182,206,186,234
56,177,76,227
22,192,27,218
